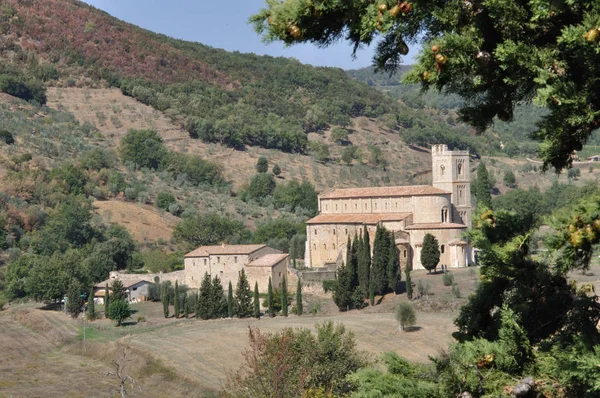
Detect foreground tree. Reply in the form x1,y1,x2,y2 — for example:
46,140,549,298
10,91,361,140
253,282,260,319
224,322,368,396
87,286,95,320
227,281,234,318
251,1,600,171
281,276,288,316
108,300,132,327
198,273,212,320
357,227,371,298
420,234,440,274
371,225,390,296
405,264,413,300
387,234,400,292
475,163,493,209
66,279,83,318
296,279,303,316
267,277,274,317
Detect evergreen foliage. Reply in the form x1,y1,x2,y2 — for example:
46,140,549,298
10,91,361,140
173,280,180,318
110,280,127,302
253,282,260,319
357,227,371,298
227,281,234,318
183,294,189,318
108,300,131,327
162,283,169,318
420,234,440,273
387,233,400,292
256,157,268,173
475,163,493,209
267,277,274,317
119,129,167,170
211,275,225,318
368,274,375,306
235,270,252,318
503,170,517,188
396,303,417,331
405,265,413,300
104,283,110,318
281,276,288,317
198,272,212,320
272,164,281,176
296,279,303,316
66,279,83,319
87,286,95,320
371,225,390,295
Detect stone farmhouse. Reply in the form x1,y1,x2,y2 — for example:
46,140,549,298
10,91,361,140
184,244,289,293
305,144,473,270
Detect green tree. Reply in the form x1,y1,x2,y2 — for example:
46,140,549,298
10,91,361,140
256,156,268,173
243,173,276,201
111,280,127,302
253,281,260,319
272,164,281,176
387,233,400,292
420,234,440,274
235,270,252,318
211,275,225,318
105,283,110,318
174,213,247,248
183,294,189,318
162,284,169,318
66,279,83,318
368,274,375,306
371,225,390,295
281,276,288,317
357,226,371,298
296,279,303,316
156,191,176,210
503,170,517,188
333,263,353,311
396,303,417,331
267,277,274,317
119,129,167,170
198,272,212,320
227,281,234,318
108,300,132,327
475,163,493,209
330,127,349,144
341,146,357,165
87,286,95,320
405,264,413,300
174,280,180,318
251,0,598,171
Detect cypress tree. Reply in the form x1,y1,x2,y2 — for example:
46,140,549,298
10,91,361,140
281,276,288,317
235,269,253,318
227,281,234,318
195,291,201,319
405,263,413,300
174,281,180,318
183,294,189,318
357,226,371,298
421,233,441,274
267,277,274,317
87,286,95,319
253,282,260,319
296,279,303,316
475,163,493,209
350,233,359,288
104,283,110,318
198,272,212,320
66,279,83,319
371,225,390,295
333,263,353,311
162,287,169,318
387,233,400,293
369,273,375,306
211,275,224,318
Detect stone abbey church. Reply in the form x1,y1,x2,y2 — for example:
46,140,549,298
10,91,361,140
305,144,473,270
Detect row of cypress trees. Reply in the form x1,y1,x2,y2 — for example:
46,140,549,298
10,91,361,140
333,225,401,310
161,269,304,319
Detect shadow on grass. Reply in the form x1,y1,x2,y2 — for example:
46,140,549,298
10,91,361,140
403,326,422,333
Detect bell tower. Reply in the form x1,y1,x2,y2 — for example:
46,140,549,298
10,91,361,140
431,144,471,226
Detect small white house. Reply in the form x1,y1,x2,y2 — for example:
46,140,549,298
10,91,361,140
94,279,154,304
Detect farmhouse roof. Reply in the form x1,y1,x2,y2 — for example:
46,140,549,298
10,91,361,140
247,253,289,268
405,222,467,230
320,185,449,199
306,213,412,225
184,244,267,258
94,279,151,289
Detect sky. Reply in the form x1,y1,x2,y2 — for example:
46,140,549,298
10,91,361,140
83,0,416,70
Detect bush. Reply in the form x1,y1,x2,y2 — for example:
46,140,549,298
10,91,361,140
0,74,47,104
256,156,268,173
396,302,417,331
322,279,337,293
0,130,14,144
451,285,461,298
119,129,167,170
108,300,132,326
272,164,281,176
442,271,454,286
242,173,276,202
156,191,176,210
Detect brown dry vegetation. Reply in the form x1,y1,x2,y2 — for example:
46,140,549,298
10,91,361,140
94,200,180,243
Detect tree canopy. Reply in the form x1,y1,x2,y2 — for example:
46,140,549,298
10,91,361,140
251,0,600,170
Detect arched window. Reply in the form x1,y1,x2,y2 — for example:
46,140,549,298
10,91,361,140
333,229,336,235
333,244,336,250
457,162,463,175
313,244,316,250
323,244,327,250
403,250,407,258
441,207,449,223
440,164,445,176
441,245,445,254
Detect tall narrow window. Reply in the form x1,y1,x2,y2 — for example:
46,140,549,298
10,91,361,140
333,229,336,235
403,250,407,258
441,207,449,223
234,256,238,264
440,164,445,176
217,256,220,263
457,162,463,175
333,244,336,250
441,245,445,254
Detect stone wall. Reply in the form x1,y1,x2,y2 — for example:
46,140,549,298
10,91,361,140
108,270,185,285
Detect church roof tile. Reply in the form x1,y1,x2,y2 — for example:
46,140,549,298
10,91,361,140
306,213,412,225
320,185,450,199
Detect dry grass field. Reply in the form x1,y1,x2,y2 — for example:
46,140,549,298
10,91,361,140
93,200,181,243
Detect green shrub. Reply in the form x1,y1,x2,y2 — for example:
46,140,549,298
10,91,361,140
119,129,167,170
108,299,132,326
0,130,14,144
322,279,337,293
396,302,417,331
442,271,454,286
156,191,176,210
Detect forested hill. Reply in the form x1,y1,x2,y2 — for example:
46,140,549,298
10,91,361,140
0,0,399,153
